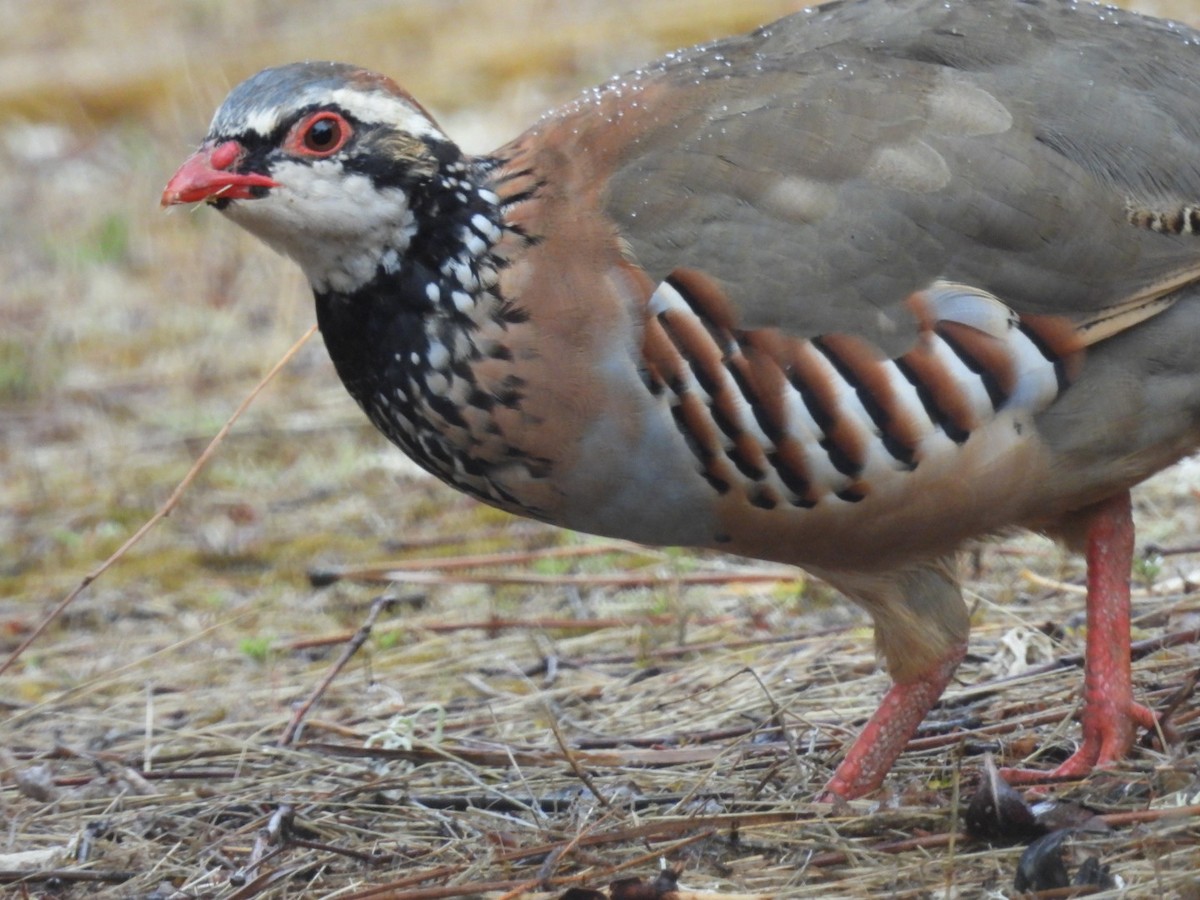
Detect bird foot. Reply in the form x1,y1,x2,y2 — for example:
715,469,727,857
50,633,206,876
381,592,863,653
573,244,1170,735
821,646,965,801
1000,697,1161,787
1000,492,1167,791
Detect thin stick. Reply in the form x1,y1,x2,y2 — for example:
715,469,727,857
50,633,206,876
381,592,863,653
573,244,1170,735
0,324,318,678
545,704,610,809
310,541,663,582
277,593,397,746
0,870,138,886
281,612,745,651
315,568,798,589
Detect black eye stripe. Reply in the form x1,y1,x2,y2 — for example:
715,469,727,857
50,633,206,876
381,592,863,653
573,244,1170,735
231,105,361,149
210,105,363,169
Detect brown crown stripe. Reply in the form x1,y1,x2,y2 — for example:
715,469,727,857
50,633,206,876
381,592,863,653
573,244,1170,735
811,334,920,469
701,470,732,495
934,321,1014,410
893,340,976,444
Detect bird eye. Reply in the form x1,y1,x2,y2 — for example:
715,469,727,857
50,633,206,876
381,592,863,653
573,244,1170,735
304,116,340,151
289,112,351,157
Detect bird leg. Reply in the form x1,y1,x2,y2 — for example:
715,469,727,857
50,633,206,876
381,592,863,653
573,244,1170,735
822,643,966,800
820,559,968,800
1002,490,1160,785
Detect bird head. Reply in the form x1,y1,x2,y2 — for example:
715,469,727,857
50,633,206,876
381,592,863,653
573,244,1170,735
162,62,458,295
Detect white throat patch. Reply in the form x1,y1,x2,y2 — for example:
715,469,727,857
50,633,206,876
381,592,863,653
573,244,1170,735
223,161,418,294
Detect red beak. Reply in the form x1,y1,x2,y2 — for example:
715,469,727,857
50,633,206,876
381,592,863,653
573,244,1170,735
161,141,279,206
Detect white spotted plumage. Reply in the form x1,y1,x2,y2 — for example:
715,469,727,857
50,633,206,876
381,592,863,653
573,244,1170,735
222,165,417,294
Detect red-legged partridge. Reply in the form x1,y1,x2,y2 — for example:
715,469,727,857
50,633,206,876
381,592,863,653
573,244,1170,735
163,0,1200,800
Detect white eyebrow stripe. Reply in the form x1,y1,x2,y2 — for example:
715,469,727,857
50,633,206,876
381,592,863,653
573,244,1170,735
228,107,283,139
327,89,440,136
213,89,439,143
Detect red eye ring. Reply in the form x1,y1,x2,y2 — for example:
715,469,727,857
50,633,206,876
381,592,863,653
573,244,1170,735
287,111,352,157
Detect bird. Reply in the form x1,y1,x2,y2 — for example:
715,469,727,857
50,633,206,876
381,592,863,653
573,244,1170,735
163,0,1200,800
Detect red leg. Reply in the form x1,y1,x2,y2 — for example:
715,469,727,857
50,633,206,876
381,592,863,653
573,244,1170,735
1003,491,1159,785
823,644,966,800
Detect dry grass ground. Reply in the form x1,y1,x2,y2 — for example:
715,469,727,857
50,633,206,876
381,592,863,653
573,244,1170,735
2,1,1199,897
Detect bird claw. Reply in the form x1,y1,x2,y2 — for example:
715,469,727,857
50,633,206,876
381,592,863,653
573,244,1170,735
999,698,1163,788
